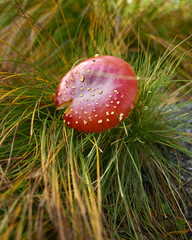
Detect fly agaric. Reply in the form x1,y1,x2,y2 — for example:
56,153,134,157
55,55,138,133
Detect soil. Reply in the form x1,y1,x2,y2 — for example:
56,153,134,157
169,103,192,222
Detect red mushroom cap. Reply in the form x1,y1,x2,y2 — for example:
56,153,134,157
55,55,138,133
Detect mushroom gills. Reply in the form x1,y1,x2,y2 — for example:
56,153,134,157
56,100,72,110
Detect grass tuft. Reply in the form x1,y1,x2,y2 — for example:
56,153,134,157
0,1,192,239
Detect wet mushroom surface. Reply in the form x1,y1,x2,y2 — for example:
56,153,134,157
55,55,138,133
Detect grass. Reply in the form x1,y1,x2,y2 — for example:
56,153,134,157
0,0,192,239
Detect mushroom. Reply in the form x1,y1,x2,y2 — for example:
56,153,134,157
55,55,138,133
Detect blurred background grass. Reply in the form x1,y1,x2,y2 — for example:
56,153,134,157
0,0,192,239
0,0,191,78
